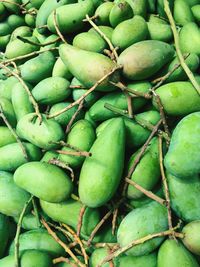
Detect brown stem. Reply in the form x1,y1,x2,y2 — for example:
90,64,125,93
56,149,91,157
125,92,133,118
53,10,67,43
66,100,84,134
77,205,86,237
17,36,60,47
53,257,77,267
48,158,75,181
112,208,119,235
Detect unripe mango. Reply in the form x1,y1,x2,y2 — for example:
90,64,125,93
182,221,200,256
0,126,15,147
109,0,133,27
0,214,9,258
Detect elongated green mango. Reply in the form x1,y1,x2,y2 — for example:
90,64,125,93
117,201,168,256
147,21,173,42
79,118,125,207
14,162,73,202
157,239,199,267
17,113,64,150
0,171,31,217
182,221,200,256
88,26,113,40
192,5,200,22
174,0,195,25
118,40,174,80
0,142,41,171
164,112,200,177
40,198,100,236
109,0,133,27
95,2,114,25
0,77,18,100
0,34,10,51
118,253,157,267
0,127,15,147
47,0,94,34
0,97,17,127
52,57,73,80
90,247,119,267
167,172,200,222
0,214,9,258
59,44,119,92
126,0,147,18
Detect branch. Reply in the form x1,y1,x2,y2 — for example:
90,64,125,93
66,100,84,134
48,158,75,181
53,10,67,43
17,36,60,47
53,257,77,267
77,205,86,237
55,149,91,157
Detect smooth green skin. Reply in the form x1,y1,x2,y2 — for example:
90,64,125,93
49,101,84,127
79,118,125,207
10,26,32,41
126,0,147,18
0,171,31,217
17,113,64,150
0,3,6,21
59,120,96,168
47,0,94,34
0,97,17,127
7,14,25,29
0,214,9,258
118,40,174,80
12,81,34,121
95,2,114,25
0,142,41,172
109,0,133,27
112,15,148,51
164,112,200,177
187,0,200,6
192,5,200,22
153,82,200,116
9,229,65,257
0,21,12,36
20,51,56,84
41,151,58,163
52,57,73,80
59,44,119,92
31,0,45,8
168,172,200,222
118,253,157,267
32,77,71,105
117,201,168,256
73,32,107,53
0,250,53,267
147,22,173,42
183,221,200,256
157,239,199,267
32,28,46,43
157,0,174,18
3,0,21,14
0,76,18,100
40,198,100,236
40,34,61,51
174,0,195,25
0,34,10,50
88,26,113,41
14,161,73,203
25,12,36,28
90,248,118,267
127,137,161,199
180,22,200,55
0,127,15,147
84,111,97,128
147,0,156,12
72,86,100,108
14,213,44,230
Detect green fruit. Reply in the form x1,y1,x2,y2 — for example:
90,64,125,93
10,26,32,41
14,161,73,202
157,239,199,267
147,21,173,42
95,2,114,25
90,247,118,267
192,5,200,22
88,26,113,40
52,57,73,80
174,0,195,25
0,127,15,147
126,0,147,18
109,0,133,27
0,214,9,258
25,12,36,28
164,112,200,177
41,151,58,163
117,201,168,256
0,97,17,127
182,221,200,256
3,0,21,14
14,212,45,230
0,76,18,100
118,252,157,267
79,118,125,207
118,40,174,80
31,0,45,9
0,34,10,50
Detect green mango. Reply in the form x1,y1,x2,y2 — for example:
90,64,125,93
118,40,174,80
180,22,200,55
88,26,113,41
59,44,120,92
109,0,133,28
127,137,161,199
40,198,100,236
25,12,36,28
84,111,97,128
0,142,41,171
0,250,53,267
10,26,32,41
0,34,10,50
41,151,58,163
7,14,25,29
14,161,73,202
9,229,66,257
182,221,200,256
117,201,168,256
167,172,200,222
118,253,157,267
16,113,64,150
3,0,21,14
157,0,174,18
0,97,17,127
125,0,147,18
47,0,94,34
32,77,71,105
40,34,61,51
0,126,15,147
90,247,119,267
112,15,148,50
157,239,199,267
73,32,107,53
147,21,173,42
32,28,46,43
14,212,44,230
31,0,45,9
164,112,200,177
79,118,125,207
153,82,200,116
0,214,9,258
0,3,6,22
20,51,56,84
192,5,200,22
174,0,195,25
59,120,96,168
147,0,156,12
0,21,12,36
95,2,114,25
187,0,200,6
0,76,18,100
52,57,73,80
0,171,31,217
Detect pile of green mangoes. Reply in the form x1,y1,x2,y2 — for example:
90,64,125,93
0,0,200,266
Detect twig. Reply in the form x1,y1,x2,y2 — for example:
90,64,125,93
66,100,84,134
48,65,122,119
125,92,133,118
56,150,91,157
48,158,75,181
112,208,118,235
53,10,67,43
164,0,200,95
104,103,129,117
69,85,86,89
32,197,41,228
77,205,86,237
17,36,60,47
53,257,77,267
82,14,99,21
14,196,33,267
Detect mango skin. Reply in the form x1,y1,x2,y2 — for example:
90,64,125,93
89,247,119,267
17,113,64,150
182,221,200,256
79,118,125,207
0,76,17,100
147,22,173,42
0,142,42,172
14,161,73,203
52,57,73,80
164,112,200,177
109,0,133,27
118,253,157,267
0,214,9,258
95,2,114,25
0,126,15,147
117,201,168,256
0,171,31,217
167,172,200,222
40,199,100,236
174,0,195,26
157,239,199,267
0,97,17,127
192,5,200,22
118,40,174,80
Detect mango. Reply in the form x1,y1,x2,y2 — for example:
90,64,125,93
14,212,45,230
126,0,147,18
10,26,32,41
0,76,18,100
95,2,114,25
72,87,100,108
118,40,174,80
88,26,113,40
89,247,119,267
41,151,58,163
118,253,157,267
192,5,200,22
52,57,73,80
157,239,199,267
25,12,36,28
0,34,10,51
182,221,200,256
31,0,45,9
79,118,125,207
0,214,9,258
0,97,17,127
164,112,200,177
117,201,168,256
109,0,133,27
3,0,21,14
147,21,173,42
0,126,15,147
174,0,195,25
